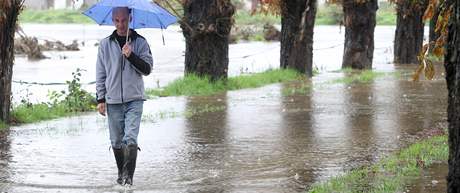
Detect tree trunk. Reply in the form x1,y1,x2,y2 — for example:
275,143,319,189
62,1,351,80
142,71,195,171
446,1,460,192
0,0,23,123
394,0,428,64
181,0,235,81
280,0,317,76
342,0,378,69
429,2,441,44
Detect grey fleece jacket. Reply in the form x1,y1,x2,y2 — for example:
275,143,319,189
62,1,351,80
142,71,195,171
96,30,153,104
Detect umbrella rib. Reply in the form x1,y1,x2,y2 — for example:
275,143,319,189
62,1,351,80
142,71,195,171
101,6,113,26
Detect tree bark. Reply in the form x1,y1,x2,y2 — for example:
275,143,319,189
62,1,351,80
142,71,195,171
280,0,317,76
0,0,23,123
394,0,428,64
342,0,378,69
181,0,235,81
446,1,460,192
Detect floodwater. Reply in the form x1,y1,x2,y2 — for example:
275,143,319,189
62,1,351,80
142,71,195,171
408,163,448,193
0,25,447,192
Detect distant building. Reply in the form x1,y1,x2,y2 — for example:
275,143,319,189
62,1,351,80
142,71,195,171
23,0,98,10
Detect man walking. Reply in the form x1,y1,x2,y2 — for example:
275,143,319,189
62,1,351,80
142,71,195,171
96,7,153,186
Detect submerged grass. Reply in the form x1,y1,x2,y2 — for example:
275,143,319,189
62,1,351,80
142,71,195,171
308,134,448,193
142,104,226,122
147,69,303,97
331,70,391,84
282,82,312,96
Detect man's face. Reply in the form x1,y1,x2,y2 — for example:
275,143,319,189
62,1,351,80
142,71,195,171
112,8,130,36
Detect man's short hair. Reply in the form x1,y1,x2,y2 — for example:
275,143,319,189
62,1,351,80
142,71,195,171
112,7,131,18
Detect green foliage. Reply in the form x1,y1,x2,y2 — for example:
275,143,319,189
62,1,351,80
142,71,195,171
316,4,343,25
64,68,95,112
308,134,448,193
47,68,95,112
234,10,281,26
0,121,7,131
19,9,93,24
377,3,397,25
315,3,396,25
18,5,397,26
147,69,303,97
11,103,67,124
11,68,96,124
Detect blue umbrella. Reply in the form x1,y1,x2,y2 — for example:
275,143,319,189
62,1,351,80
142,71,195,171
82,0,177,29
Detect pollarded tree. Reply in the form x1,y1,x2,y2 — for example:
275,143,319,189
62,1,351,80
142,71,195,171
0,0,23,123
394,0,429,64
416,0,460,191
443,0,460,191
158,0,235,81
280,0,318,76
181,0,235,81
342,0,378,69
252,0,318,76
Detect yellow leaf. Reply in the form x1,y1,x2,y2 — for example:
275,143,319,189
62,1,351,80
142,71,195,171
433,46,444,57
423,3,434,21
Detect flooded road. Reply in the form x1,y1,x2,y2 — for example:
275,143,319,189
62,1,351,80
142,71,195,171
0,68,447,192
0,24,448,192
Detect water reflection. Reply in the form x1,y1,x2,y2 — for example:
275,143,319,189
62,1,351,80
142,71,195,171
342,79,378,167
183,94,230,193
279,81,316,192
0,130,12,191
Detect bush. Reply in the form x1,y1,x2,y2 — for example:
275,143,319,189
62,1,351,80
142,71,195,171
11,68,96,124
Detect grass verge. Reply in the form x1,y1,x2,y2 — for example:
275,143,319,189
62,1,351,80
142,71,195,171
308,132,448,193
234,10,281,26
19,9,93,24
147,69,303,97
7,68,96,126
11,103,71,124
19,6,397,26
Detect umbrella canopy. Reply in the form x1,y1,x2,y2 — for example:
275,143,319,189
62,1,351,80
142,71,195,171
82,0,177,29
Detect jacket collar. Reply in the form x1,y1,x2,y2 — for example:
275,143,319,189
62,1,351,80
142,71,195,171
109,29,139,41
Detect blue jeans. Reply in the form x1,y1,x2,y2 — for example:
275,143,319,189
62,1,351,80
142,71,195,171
107,100,143,149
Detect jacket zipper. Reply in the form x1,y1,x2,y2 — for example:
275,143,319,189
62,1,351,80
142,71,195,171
121,56,124,103
115,39,124,103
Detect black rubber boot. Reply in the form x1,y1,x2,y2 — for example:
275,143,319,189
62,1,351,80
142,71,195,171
113,147,124,185
122,144,138,186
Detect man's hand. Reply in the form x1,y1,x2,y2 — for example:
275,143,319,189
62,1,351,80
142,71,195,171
97,103,106,116
122,42,132,58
